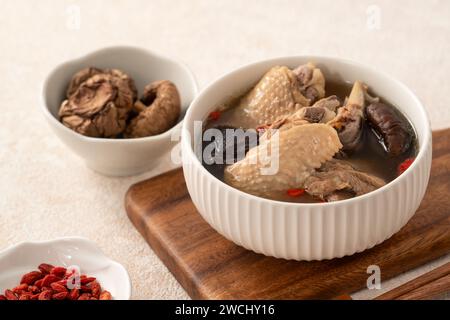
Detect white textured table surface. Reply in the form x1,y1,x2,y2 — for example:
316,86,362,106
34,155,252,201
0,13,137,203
0,0,449,300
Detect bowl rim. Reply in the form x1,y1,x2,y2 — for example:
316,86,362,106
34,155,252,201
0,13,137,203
40,45,199,144
182,55,432,207
0,236,132,299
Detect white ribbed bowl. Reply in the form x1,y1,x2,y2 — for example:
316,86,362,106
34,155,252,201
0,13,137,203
181,56,432,261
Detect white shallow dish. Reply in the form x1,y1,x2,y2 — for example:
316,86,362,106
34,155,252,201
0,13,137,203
0,237,131,300
41,46,198,176
181,56,432,261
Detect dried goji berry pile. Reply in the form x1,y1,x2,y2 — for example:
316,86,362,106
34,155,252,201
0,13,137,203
0,263,112,300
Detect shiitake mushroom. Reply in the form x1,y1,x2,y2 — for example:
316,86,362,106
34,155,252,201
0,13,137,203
366,102,413,156
202,126,259,166
59,68,137,138
124,80,181,138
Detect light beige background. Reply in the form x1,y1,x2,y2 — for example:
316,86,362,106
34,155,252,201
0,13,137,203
0,0,449,299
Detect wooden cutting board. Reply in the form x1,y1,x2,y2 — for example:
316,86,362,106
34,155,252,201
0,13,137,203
125,129,450,299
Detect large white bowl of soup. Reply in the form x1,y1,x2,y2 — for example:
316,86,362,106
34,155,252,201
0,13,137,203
181,56,432,261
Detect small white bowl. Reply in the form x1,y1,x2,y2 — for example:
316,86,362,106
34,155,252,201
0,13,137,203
41,46,198,176
0,237,131,300
181,56,432,261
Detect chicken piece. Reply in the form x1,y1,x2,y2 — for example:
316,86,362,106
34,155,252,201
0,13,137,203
290,95,339,124
293,62,326,103
296,106,333,124
304,159,386,201
311,94,340,111
222,66,311,128
224,124,342,198
258,96,340,142
327,81,370,152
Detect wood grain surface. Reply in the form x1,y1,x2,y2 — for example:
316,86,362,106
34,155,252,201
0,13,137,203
375,262,450,300
125,129,450,299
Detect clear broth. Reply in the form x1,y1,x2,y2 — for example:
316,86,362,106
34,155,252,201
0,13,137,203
202,81,418,203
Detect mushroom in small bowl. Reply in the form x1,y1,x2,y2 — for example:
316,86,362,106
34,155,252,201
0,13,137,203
41,46,198,176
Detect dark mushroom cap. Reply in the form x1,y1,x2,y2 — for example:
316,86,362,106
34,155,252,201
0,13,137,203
366,102,413,156
59,68,137,138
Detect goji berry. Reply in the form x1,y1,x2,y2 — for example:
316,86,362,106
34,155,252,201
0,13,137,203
52,292,68,300
41,274,60,287
56,279,67,286
99,290,112,300
19,293,33,300
34,279,44,288
80,285,91,293
80,277,96,285
50,282,68,293
4,263,110,301
38,263,54,275
31,293,40,300
20,271,43,285
68,288,80,300
78,293,91,300
28,285,40,293
398,158,414,175
13,283,29,293
50,267,67,278
208,111,221,121
89,280,101,299
4,290,17,300
287,188,305,197
38,290,52,300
